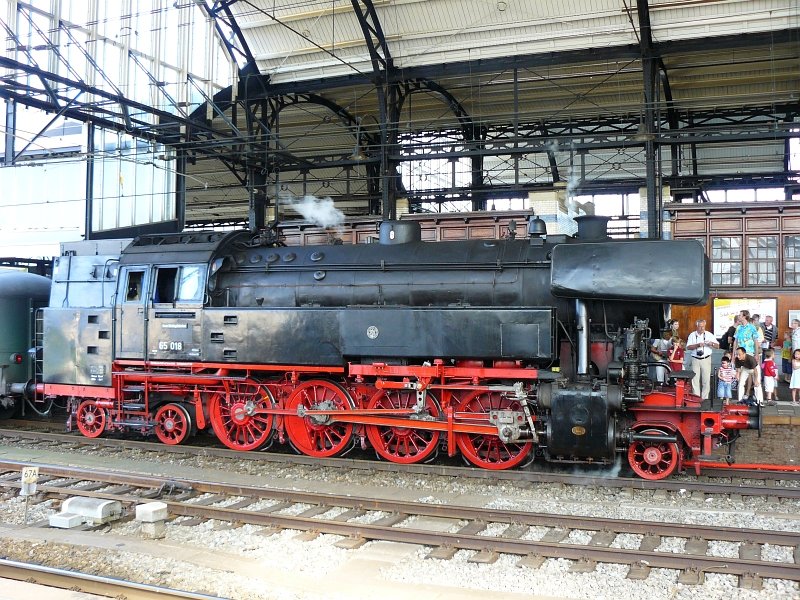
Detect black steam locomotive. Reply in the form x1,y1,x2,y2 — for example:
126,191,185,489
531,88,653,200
5,215,758,479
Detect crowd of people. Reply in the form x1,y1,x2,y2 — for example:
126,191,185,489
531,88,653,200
650,312,800,407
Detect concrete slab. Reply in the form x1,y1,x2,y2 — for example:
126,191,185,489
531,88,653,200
48,512,82,529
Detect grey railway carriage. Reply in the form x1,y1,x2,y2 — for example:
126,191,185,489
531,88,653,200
10,215,760,479
0,270,51,418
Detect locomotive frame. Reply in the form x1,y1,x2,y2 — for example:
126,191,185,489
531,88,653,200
6,216,769,479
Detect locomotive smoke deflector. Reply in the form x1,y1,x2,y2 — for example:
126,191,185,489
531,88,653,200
550,238,708,304
379,221,421,245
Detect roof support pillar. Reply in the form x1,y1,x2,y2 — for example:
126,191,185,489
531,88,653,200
3,99,14,166
637,0,659,239
84,123,95,240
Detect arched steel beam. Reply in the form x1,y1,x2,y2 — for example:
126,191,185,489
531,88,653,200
350,0,393,76
398,79,477,141
266,93,379,150
203,1,262,78
397,78,486,208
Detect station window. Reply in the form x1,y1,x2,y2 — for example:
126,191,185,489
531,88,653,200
710,236,741,286
784,236,800,285
746,235,778,285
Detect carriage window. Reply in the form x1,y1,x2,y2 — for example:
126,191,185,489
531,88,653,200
177,265,204,302
125,271,144,302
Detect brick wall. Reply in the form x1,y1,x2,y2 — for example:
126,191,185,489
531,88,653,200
730,425,798,466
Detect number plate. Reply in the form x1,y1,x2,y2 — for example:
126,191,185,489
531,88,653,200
158,341,184,351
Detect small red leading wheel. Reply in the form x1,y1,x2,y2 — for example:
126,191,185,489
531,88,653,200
75,399,106,438
454,390,533,470
627,429,681,480
209,380,274,451
284,380,353,458
154,403,192,445
365,389,441,464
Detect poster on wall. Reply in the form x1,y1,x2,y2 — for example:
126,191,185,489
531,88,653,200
789,310,800,329
712,298,777,338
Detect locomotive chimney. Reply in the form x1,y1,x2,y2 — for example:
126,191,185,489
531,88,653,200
379,221,422,245
574,215,610,241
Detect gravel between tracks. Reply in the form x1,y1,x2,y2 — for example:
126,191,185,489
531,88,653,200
0,441,798,599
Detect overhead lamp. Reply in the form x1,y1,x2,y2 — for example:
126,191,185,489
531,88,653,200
350,117,367,161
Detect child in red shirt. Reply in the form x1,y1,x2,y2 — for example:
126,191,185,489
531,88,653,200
668,338,685,373
762,348,778,406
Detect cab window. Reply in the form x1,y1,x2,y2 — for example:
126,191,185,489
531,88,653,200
154,265,204,304
177,265,204,302
124,270,145,302
154,268,177,304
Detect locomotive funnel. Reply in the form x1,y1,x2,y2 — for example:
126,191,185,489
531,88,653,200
574,215,610,240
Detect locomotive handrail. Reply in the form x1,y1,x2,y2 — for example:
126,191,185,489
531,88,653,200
234,260,552,272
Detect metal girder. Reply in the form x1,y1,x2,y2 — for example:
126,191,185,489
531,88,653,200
351,0,397,218
0,56,222,149
204,0,262,77
58,24,132,130
350,0,393,77
13,92,83,161
0,17,59,107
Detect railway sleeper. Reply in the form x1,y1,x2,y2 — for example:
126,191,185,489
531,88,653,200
739,573,764,591
569,557,597,573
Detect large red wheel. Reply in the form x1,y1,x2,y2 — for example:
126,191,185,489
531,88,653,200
154,403,192,445
454,390,532,470
209,380,274,451
75,400,106,438
284,380,353,458
627,429,681,480
365,390,441,464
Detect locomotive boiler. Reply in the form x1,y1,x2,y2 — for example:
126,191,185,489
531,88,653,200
14,215,759,479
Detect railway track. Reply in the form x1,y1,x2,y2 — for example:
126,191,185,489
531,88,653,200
0,459,798,589
1,426,799,501
0,558,221,600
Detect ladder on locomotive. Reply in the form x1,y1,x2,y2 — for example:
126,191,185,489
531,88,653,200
33,308,44,401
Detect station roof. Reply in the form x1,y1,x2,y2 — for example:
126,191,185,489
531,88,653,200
1,1,798,232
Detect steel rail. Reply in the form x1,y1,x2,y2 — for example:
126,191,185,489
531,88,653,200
0,460,797,548
0,558,222,600
1,428,799,496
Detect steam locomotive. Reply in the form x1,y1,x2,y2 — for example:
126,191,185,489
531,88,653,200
3,215,759,479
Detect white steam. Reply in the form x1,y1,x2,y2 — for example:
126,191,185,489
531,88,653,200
278,194,345,229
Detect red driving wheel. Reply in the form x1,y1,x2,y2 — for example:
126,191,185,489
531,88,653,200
284,380,353,458
209,380,274,451
75,400,106,438
154,403,192,445
627,429,681,480
365,389,441,464
454,390,532,470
